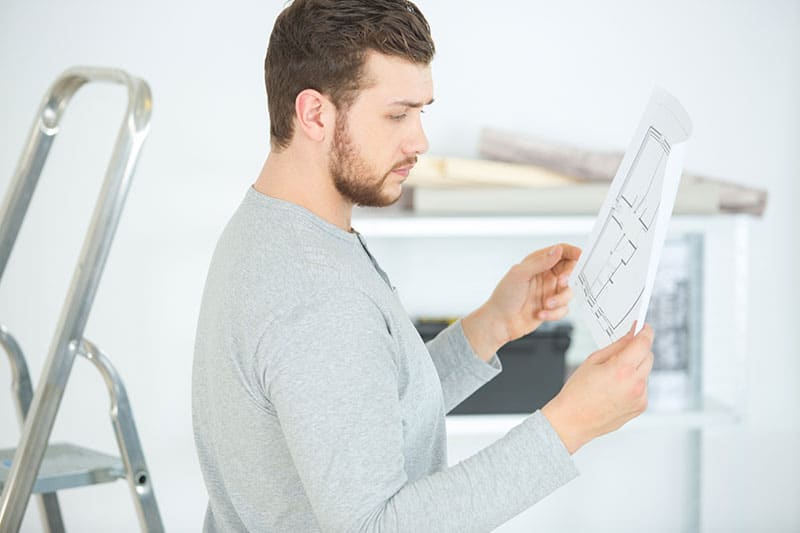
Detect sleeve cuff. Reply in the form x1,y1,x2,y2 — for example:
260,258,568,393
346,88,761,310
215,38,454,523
514,409,580,488
425,319,503,413
448,318,502,378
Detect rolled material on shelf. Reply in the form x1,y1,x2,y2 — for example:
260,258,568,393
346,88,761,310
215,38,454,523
478,127,767,216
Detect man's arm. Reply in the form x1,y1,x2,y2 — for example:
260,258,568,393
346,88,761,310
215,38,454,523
264,288,578,533
462,243,580,363
424,244,578,413
448,243,655,455
542,323,655,454
423,318,502,413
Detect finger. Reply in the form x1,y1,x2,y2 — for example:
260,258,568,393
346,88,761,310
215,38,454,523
545,287,573,309
587,323,636,364
555,264,578,288
554,258,579,283
625,323,654,351
617,326,655,367
538,305,569,322
556,256,581,270
636,350,654,376
636,323,655,346
515,245,565,280
556,243,582,261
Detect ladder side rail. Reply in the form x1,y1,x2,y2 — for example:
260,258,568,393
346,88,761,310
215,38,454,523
37,495,65,533
0,127,55,282
0,83,68,282
79,339,163,533
1,325,65,533
0,325,34,421
0,66,152,532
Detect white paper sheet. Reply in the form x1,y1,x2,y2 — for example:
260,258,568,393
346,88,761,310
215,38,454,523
570,87,692,347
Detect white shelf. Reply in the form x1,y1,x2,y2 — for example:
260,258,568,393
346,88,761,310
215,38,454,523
354,215,594,237
353,212,747,238
445,397,739,437
354,209,749,533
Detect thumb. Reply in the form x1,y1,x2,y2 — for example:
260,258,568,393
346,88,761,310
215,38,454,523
515,245,564,280
587,321,637,364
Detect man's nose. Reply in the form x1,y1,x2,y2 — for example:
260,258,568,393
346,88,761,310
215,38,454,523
403,115,429,156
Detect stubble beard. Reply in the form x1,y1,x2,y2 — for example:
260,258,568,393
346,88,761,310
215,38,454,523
330,115,410,208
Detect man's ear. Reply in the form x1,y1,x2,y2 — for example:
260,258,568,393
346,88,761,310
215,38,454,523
294,89,333,143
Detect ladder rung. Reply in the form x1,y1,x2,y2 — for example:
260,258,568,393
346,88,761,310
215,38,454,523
0,442,125,494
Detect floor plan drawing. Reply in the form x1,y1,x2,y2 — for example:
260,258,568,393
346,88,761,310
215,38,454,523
572,88,692,347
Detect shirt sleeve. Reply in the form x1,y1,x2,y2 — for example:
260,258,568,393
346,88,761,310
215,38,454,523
425,319,502,413
263,289,578,533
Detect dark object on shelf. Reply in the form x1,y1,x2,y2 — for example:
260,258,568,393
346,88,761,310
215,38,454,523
415,319,572,415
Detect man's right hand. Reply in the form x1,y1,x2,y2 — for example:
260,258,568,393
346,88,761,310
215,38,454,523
541,323,655,454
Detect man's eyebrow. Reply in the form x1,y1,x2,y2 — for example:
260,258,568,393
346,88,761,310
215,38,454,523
388,98,435,108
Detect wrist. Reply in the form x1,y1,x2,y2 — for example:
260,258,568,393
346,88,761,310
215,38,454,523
541,397,586,455
462,304,507,363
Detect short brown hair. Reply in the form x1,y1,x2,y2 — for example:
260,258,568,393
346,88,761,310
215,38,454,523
264,0,435,150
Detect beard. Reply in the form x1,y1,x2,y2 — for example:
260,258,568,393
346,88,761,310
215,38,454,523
330,115,415,208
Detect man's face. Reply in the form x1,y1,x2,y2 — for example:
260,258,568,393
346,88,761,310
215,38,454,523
330,52,433,207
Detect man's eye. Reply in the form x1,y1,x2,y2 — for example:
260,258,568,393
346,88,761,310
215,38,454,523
389,113,407,121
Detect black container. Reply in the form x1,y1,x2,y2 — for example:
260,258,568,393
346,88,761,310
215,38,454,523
415,320,572,414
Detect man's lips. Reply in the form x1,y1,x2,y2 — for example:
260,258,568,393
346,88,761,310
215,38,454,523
391,160,416,178
392,166,412,178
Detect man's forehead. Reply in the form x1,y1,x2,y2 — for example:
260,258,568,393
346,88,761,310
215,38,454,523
359,51,433,105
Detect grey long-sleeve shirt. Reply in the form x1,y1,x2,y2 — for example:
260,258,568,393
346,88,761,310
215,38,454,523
192,188,578,532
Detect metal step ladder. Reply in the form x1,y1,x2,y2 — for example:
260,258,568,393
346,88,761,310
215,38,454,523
0,67,163,532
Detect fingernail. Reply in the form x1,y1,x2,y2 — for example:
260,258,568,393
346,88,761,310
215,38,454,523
547,298,557,308
559,275,569,286
548,246,556,256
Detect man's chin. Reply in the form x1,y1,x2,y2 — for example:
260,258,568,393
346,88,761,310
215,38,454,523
354,185,404,208
378,184,405,207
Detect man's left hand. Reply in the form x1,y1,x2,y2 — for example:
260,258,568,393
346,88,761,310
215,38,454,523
462,244,581,362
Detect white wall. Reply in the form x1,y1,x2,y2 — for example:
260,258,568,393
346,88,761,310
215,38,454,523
0,1,797,531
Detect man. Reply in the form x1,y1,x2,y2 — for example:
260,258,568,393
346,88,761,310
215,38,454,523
192,0,655,531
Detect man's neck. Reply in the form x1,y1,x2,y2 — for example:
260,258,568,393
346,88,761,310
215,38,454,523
252,149,354,232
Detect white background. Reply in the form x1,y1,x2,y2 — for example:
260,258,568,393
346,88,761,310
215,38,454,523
0,1,798,531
